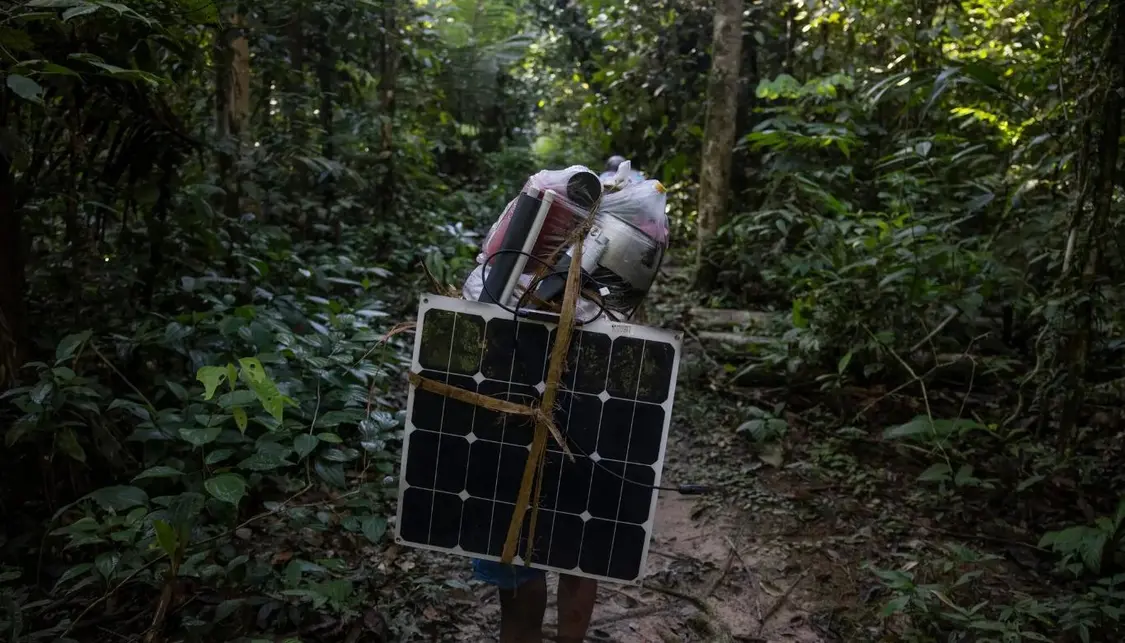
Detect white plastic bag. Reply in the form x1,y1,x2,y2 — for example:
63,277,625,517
600,179,669,246
599,159,645,188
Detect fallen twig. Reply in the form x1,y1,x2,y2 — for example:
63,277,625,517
646,582,708,611
921,526,1047,552
90,342,157,418
543,603,679,640
646,582,734,642
98,625,140,642
550,602,679,636
706,545,737,598
757,570,809,634
852,330,988,425
59,557,164,639
683,325,725,371
909,308,960,353
142,571,175,643
724,535,763,624
648,548,698,563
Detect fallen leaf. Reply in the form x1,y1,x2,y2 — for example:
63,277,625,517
759,444,785,468
759,579,783,596
272,550,294,564
383,544,400,563
363,608,388,638
448,588,475,602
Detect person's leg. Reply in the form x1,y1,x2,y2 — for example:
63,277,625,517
472,559,548,642
498,574,548,643
556,574,597,643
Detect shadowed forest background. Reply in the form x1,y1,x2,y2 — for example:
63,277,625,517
2,0,1125,641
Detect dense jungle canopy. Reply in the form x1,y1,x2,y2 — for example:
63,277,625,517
2,0,1125,641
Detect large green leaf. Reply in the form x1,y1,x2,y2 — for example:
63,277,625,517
62,3,99,21
294,434,319,459
317,409,365,428
26,0,87,6
361,516,387,544
152,519,179,558
205,448,235,464
175,0,219,24
6,74,44,104
86,486,148,512
55,330,91,363
50,563,93,594
108,398,151,420
917,463,952,482
57,427,86,463
232,406,248,433
883,416,984,441
30,380,54,404
133,466,184,481
314,460,346,488
214,598,244,622
204,473,248,505
237,451,293,472
95,551,120,581
238,357,285,422
178,425,221,447
0,26,35,52
196,366,229,400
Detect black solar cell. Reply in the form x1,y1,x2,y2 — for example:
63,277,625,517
394,295,682,584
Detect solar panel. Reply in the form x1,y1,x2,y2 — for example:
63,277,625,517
393,294,682,584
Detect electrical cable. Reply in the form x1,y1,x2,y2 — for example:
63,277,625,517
554,426,711,496
478,249,557,317
480,249,612,326
517,265,619,325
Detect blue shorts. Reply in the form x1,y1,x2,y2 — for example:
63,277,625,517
471,558,545,590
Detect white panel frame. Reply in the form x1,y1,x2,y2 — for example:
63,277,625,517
393,294,683,585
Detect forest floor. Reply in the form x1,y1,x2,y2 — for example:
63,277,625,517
382,265,883,642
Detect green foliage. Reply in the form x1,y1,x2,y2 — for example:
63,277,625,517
1039,499,1125,576
0,0,538,637
2,0,1123,639
734,404,788,443
870,532,1125,642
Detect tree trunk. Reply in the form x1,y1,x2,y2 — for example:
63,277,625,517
694,0,743,289
379,0,398,220
216,12,250,219
1057,0,1125,444
0,92,25,388
731,10,761,208
317,32,336,224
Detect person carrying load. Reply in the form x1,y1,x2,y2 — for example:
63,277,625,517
461,158,669,642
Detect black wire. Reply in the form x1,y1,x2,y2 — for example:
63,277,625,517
517,266,617,325
478,249,555,318
480,249,612,325
555,428,684,494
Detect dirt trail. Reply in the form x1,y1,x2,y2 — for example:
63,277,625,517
439,434,827,643
429,424,831,642
558,486,825,643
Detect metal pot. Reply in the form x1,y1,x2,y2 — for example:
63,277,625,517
580,211,664,312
